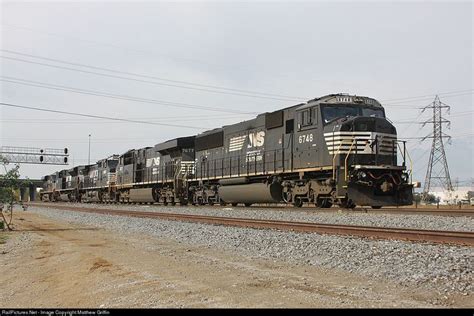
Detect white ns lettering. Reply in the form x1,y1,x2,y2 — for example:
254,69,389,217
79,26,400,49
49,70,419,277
248,131,265,148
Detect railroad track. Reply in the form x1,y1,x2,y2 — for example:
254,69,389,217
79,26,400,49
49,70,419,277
230,205,474,217
308,207,474,217
188,204,474,217
28,203,474,246
29,201,474,217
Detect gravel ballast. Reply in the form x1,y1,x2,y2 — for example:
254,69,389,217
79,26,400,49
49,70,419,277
38,203,474,232
29,205,473,297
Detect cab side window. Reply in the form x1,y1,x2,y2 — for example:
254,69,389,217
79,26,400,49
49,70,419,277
298,107,317,130
301,109,312,126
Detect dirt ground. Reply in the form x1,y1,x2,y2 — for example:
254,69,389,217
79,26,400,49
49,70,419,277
0,211,471,308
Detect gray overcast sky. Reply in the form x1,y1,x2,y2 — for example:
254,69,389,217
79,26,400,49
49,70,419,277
0,0,472,186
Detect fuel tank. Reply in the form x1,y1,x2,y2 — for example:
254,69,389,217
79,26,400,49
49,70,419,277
129,188,157,203
218,182,282,204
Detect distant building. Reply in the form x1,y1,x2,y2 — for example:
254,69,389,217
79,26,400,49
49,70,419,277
429,187,473,205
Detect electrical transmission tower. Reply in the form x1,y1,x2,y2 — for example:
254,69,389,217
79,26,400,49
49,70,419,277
421,95,453,202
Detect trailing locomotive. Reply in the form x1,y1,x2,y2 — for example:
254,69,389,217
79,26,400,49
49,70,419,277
40,94,413,208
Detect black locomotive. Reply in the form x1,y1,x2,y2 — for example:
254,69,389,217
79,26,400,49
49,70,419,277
40,94,413,208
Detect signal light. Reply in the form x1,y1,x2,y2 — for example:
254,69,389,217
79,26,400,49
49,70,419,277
40,156,44,162
64,157,68,163
64,148,68,154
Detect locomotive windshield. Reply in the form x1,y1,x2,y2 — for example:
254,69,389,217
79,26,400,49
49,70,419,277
361,107,385,118
107,159,119,172
321,105,385,124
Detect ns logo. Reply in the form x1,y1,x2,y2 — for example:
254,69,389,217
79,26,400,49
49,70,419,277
146,157,160,168
248,131,265,148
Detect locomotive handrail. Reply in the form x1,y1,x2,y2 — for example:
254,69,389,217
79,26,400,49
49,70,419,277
116,136,409,185
332,142,343,180
344,140,356,181
332,139,352,180
194,147,289,181
398,142,413,183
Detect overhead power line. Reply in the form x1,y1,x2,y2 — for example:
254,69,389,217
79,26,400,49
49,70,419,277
1,49,306,101
4,24,367,92
1,23,252,74
383,91,474,106
4,28,473,106
0,76,259,115
4,50,472,109
1,55,303,102
393,110,474,124
399,133,474,140
0,102,208,130
381,89,474,103
0,113,251,124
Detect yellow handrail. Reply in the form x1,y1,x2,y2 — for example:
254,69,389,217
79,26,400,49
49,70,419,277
332,141,346,180
344,139,356,181
333,138,358,180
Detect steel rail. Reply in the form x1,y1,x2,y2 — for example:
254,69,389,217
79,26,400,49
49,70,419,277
356,208,474,217
30,202,474,216
28,203,474,246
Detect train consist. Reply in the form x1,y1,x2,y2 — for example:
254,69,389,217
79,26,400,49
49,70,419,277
40,94,414,208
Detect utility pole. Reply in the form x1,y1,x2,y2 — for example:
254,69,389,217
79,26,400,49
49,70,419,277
88,134,91,165
421,95,453,202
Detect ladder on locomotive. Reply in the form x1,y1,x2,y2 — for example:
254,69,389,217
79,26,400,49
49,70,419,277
173,160,195,198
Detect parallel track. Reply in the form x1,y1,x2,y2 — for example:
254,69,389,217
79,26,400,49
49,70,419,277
29,203,474,246
305,207,474,217
30,202,474,217
228,204,474,217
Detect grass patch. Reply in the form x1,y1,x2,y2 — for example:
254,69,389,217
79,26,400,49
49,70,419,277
0,232,8,245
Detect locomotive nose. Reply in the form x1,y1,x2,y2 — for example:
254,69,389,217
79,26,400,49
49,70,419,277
340,117,396,134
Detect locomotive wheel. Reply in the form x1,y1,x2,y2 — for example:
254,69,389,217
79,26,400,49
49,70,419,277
371,205,382,209
322,199,333,208
341,199,356,209
244,203,252,207
315,198,324,208
316,198,332,208
220,201,227,206
293,198,303,208
346,202,356,209
231,203,238,207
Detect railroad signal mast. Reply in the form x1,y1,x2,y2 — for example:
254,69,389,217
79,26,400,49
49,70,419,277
421,95,453,202
0,146,69,165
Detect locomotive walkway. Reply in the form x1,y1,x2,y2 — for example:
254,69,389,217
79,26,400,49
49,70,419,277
28,203,474,246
